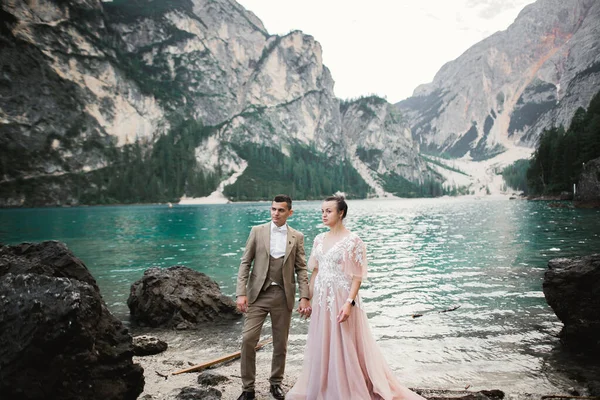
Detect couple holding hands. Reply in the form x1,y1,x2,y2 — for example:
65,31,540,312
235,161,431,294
235,194,424,400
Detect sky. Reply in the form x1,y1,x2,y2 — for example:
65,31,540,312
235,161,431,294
236,0,537,103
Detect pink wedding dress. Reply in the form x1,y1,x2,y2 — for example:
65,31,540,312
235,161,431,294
287,232,425,400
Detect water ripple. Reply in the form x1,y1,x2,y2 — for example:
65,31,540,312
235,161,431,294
2,198,600,392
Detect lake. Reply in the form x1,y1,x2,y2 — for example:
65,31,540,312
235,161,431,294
2,197,599,394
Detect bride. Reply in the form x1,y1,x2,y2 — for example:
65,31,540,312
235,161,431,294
286,195,425,400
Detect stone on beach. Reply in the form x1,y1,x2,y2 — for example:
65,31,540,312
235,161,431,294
415,389,505,400
0,241,144,400
198,370,231,386
176,386,222,399
133,335,169,356
128,266,241,329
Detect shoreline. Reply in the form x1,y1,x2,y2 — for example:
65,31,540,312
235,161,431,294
177,193,521,206
0,192,524,209
135,343,300,400
134,342,592,400
7,194,596,210
132,326,303,400
132,334,481,400
131,326,598,400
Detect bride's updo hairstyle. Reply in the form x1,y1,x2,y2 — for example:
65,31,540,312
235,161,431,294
324,195,348,220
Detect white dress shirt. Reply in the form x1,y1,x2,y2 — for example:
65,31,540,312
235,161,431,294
270,222,287,259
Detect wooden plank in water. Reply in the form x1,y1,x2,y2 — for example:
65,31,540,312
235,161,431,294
172,337,273,375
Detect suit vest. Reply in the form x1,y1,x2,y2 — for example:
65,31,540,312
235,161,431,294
261,255,285,292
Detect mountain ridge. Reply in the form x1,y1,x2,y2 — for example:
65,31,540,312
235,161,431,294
1,0,599,206
397,0,600,161
0,0,431,206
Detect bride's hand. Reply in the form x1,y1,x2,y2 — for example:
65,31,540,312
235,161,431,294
298,298,312,319
337,303,352,323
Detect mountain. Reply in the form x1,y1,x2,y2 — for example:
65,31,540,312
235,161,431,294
340,96,433,197
0,0,428,206
2,0,599,206
396,0,600,161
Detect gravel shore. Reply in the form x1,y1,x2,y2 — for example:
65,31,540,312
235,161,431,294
132,325,305,400
130,325,598,400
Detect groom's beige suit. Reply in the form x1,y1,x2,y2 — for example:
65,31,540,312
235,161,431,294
236,222,310,392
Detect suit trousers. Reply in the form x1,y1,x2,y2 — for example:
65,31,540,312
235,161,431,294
240,285,292,391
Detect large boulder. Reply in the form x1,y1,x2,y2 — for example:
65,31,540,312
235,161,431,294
0,241,144,400
543,254,600,352
128,266,241,329
575,157,600,208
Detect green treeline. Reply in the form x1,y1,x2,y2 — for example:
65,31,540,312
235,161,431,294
382,173,443,197
82,119,219,204
525,91,600,195
223,143,372,201
103,0,194,22
340,95,388,116
502,159,530,194
381,172,470,198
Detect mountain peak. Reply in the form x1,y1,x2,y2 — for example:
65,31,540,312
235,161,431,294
398,0,600,160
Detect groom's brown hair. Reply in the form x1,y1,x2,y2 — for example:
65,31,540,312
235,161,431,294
273,194,292,210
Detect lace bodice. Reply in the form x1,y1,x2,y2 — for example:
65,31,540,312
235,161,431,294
309,232,368,311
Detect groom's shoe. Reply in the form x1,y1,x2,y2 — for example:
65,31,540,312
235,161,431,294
270,384,285,400
236,391,255,400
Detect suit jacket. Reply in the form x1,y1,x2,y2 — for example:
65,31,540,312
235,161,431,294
236,222,310,311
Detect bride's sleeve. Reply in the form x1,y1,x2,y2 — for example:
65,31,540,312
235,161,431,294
307,234,320,271
345,236,368,280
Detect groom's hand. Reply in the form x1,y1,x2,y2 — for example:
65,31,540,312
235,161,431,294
298,298,312,319
236,295,248,313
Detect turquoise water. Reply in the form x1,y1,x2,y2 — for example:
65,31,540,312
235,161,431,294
1,197,599,393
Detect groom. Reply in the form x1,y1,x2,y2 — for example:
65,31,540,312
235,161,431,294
235,194,310,400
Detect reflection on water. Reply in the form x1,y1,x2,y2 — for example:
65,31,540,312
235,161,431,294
2,198,600,393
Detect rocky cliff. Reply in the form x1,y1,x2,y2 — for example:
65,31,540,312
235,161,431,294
340,96,434,196
0,0,426,206
396,0,600,161
574,156,600,207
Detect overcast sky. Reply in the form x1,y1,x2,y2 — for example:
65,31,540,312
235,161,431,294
236,0,537,103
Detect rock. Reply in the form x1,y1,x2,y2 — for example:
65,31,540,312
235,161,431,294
132,335,168,356
479,390,505,399
197,370,230,386
0,241,144,400
543,254,600,352
567,387,581,396
0,241,98,287
128,266,241,329
588,380,600,396
176,386,222,400
413,389,505,400
574,157,600,208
